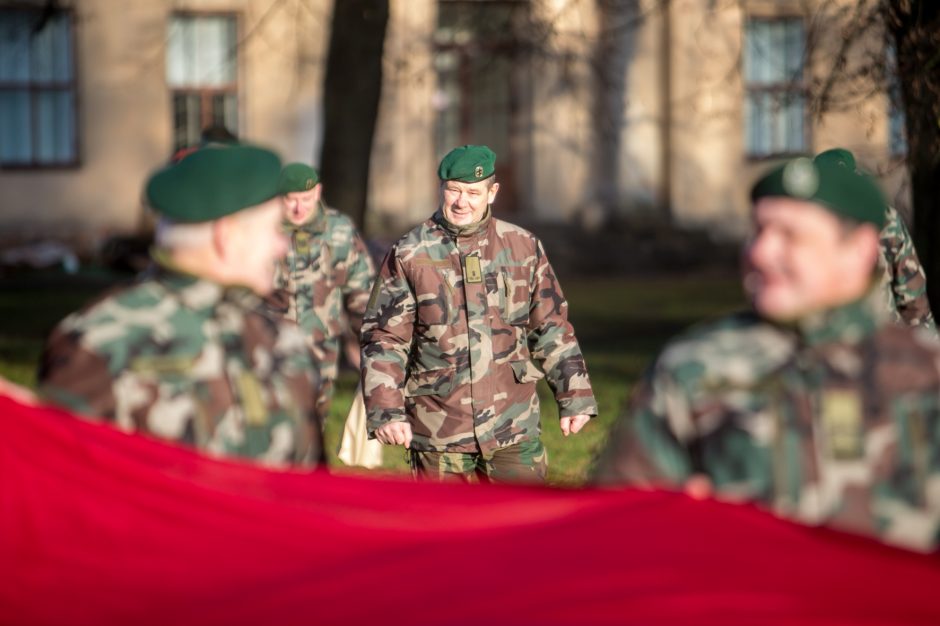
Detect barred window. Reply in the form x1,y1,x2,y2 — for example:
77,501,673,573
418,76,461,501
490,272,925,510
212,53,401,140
744,18,807,158
167,14,238,152
0,8,78,167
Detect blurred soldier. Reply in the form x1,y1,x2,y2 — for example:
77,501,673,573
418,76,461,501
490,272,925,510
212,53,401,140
594,156,940,551
814,148,935,333
39,145,322,467
361,145,597,483
170,124,239,163
268,163,376,432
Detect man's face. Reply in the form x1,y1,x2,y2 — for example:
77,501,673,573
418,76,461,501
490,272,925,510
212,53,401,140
441,178,499,226
283,185,321,225
225,197,288,295
743,197,878,321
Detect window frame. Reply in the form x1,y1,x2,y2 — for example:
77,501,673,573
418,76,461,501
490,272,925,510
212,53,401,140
885,44,907,159
743,15,810,161
166,10,240,153
0,5,80,170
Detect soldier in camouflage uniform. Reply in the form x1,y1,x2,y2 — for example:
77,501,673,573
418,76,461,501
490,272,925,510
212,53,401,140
814,149,935,334
361,145,597,483
268,163,375,429
594,156,940,551
39,145,322,467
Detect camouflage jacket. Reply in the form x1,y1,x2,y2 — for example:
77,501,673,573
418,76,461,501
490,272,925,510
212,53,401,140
879,205,936,334
269,203,375,381
361,209,597,455
593,287,940,551
39,267,322,467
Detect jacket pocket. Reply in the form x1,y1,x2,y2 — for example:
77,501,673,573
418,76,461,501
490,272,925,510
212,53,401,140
404,366,457,397
509,360,544,384
414,266,460,326
499,266,532,327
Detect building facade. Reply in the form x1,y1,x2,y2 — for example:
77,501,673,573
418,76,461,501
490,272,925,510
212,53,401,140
0,0,910,251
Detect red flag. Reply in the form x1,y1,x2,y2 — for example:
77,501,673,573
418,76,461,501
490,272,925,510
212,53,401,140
2,394,939,626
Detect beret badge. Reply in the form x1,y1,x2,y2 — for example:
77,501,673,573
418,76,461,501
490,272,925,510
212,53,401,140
782,158,819,199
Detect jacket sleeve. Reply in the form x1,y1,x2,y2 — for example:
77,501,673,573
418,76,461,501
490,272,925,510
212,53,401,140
359,247,415,434
38,321,119,420
591,362,694,486
882,206,936,334
526,239,598,418
339,226,377,337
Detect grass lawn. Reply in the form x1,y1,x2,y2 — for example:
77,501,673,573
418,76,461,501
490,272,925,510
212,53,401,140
0,268,745,485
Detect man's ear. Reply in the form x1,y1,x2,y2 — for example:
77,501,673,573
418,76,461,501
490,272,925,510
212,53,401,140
488,181,500,204
848,224,881,273
312,183,323,202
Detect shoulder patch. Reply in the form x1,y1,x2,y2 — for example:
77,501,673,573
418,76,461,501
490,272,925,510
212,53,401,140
130,355,198,375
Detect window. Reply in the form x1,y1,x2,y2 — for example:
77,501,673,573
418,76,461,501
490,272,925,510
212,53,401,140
0,8,77,167
167,14,238,152
434,1,529,211
886,45,906,157
744,18,807,158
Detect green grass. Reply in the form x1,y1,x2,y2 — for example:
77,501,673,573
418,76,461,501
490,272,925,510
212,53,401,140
0,268,125,386
0,270,745,485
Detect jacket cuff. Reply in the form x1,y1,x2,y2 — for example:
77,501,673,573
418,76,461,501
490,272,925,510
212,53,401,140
366,408,409,437
557,396,598,419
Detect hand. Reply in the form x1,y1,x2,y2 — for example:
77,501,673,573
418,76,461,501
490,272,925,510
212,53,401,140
374,421,413,448
0,378,38,406
683,474,713,500
559,414,591,437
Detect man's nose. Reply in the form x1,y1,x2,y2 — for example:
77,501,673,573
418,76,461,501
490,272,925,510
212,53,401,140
745,233,771,268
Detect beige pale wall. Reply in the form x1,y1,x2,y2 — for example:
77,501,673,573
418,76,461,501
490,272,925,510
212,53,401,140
665,0,747,237
0,0,331,247
237,0,332,163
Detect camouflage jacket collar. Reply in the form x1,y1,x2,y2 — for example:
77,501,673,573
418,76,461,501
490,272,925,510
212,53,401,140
790,283,888,347
283,202,327,235
150,248,256,310
433,206,492,239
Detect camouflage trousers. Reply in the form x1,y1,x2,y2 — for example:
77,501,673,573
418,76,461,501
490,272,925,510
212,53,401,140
409,439,548,484
314,375,334,432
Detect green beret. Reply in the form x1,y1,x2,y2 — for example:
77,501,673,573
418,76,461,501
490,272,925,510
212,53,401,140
813,148,856,171
751,156,886,229
278,163,320,194
147,145,281,223
438,145,496,182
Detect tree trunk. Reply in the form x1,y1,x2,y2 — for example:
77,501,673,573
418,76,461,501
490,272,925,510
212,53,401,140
888,1,940,312
319,0,390,232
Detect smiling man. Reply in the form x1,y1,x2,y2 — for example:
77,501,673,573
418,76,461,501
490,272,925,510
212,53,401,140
593,156,940,551
360,145,597,482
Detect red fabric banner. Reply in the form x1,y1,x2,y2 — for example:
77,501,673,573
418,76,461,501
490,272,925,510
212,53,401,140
2,394,939,626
